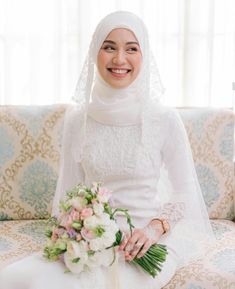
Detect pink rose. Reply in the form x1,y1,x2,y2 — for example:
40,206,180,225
70,209,80,221
80,208,93,219
81,228,95,240
61,215,74,230
76,234,82,241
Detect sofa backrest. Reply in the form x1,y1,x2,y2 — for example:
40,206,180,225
0,105,234,220
0,105,66,220
179,108,234,220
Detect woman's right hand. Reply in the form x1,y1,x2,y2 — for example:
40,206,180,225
118,221,164,261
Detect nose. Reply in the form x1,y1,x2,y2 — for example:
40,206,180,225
112,50,126,65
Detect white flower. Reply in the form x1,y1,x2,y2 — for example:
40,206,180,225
69,197,84,211
64,240,89,274
86,251,103,269
84,215,100,230
102,231,116,247
100,248,115,267
99,213,111,226
64,252,85,274
97,187,111,203
93,203,104,216
89,238,105,251
108,221,119,234
66,240,88,263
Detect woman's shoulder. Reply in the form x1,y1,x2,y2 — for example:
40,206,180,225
64,105,84,126
148,103,181,125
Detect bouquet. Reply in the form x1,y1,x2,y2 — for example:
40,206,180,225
44,182,168,277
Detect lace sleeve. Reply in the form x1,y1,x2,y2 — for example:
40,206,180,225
158,109,214,267
52,106,85,217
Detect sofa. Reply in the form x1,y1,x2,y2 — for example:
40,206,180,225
0,105,234,288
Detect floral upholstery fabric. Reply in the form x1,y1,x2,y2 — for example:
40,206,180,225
0,105,66,220
164,220,235,288
0,106,234,221
0,106,234,287
0,219,234,287
179,108,234,220
0,220,47,269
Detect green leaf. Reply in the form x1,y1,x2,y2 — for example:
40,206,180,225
45,229,53,238
94,225,105,237
72,257,80,263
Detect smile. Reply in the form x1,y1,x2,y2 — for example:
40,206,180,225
107,68,131,77
108,68,131,73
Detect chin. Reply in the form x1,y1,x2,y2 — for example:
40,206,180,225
107,79,133,89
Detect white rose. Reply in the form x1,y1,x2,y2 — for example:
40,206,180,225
93,203,104,216
83,215,100,230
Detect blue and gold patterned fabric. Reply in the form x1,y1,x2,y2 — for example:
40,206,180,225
164,220,235,288
0,106,234,220
0,219,234,287
0,105,234,288
179,108,234,220
0,105,66,220
0,219,47,269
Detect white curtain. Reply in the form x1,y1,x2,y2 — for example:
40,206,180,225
0,0,234,106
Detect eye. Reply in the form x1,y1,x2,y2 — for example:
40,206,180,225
127,47,138,53
102,45,115,51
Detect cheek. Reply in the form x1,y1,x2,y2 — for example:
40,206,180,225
133,56,142,75
97,51,108,72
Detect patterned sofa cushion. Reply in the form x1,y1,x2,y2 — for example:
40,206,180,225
0,219,47,269
0,106,234,220
179,108,234,220
0,219,234,287
164,220,235,288
0,105,66,220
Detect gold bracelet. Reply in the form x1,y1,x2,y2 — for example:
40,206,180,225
151,218,170,234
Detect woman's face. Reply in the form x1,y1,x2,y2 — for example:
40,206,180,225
97,28,142,89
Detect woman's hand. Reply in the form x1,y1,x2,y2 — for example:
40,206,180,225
118,219,164,261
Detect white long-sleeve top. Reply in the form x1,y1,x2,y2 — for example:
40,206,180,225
53,107,214,268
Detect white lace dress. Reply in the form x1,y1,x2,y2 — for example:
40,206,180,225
0,109,211,289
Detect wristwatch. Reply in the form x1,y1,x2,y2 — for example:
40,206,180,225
152,218,170,234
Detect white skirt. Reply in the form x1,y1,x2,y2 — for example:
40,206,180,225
0,248,178,289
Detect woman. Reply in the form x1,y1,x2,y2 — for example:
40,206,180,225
0,11,214,289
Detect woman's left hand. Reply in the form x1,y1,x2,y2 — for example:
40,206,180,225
118,220,164,261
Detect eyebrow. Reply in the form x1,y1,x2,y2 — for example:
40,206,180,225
103,40,139,46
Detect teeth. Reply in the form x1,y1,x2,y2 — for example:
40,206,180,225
111,69,129,74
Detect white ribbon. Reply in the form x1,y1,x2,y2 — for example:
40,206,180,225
109,248,120,289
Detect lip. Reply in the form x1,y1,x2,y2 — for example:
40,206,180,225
107,68,131,78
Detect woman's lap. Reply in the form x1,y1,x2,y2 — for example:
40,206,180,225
0,248,178,289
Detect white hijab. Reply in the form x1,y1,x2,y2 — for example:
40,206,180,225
70,11,164,161
87,11,153,126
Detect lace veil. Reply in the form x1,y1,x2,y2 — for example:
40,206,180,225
53,11,215,269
